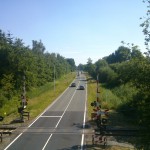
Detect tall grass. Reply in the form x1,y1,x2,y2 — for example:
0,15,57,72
87,80,97,118
87,78,137,118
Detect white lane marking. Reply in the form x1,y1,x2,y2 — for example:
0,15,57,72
55,89,77,128
42,134,53,150
4,133,23,150
81,80,87,150
4,82,72,150
40,116,62,118
42,83,79,150
28,85,70,128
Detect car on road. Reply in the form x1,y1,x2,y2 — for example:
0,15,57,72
78,85,85,90
70,82,76,87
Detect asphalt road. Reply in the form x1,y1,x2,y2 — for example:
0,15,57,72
4,74,87,150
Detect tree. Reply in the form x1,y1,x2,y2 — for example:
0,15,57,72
85,58,96,76
0,29,75,108
66,58,76,71
140,0,150,57
87,57,92,64
131,46,143,59
32,40,45,54
95,59,108,73
115,46,131,62
104,46,131,63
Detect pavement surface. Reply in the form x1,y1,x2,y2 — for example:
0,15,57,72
3,74,87,150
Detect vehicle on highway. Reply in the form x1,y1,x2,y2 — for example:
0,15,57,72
78,85,85,90
70,82,76,87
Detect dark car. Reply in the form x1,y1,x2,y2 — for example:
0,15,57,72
70,83,76,87
78,85,85,90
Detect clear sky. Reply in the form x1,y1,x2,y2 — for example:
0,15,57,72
0,0,147,65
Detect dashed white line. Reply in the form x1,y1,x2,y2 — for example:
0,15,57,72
42,134,53,150
4,79,81,150
3,83,71,150
42,87,78,150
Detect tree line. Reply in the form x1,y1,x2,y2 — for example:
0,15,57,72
81,0,150,147
0,29,76,107
79,43,150,148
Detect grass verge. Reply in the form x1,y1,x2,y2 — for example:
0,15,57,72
0,72,76,124
86,75,137,149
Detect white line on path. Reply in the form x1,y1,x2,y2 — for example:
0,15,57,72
42,84,78,150
81,80,87,150
40,116,62,118
4,83,71,150
4,133,23,150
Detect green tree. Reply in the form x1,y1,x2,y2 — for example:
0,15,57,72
140,0,150,57
131,46,143,59
66,58,76,71
0,29,75,108
105,46,131,63
32,40,45,54
85,58,96,76
0,74,15,99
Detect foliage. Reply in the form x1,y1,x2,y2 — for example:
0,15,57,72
140,0,150,57
66,58,76,71
104,46,131,63
0,72,76,123
0,29,76,108
81,40,149,148
82,1,150,146
104,45,144,64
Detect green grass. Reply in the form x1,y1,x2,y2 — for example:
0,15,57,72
87,80,96,119
87,77,137,119
87,79,120,119
0,72,76,124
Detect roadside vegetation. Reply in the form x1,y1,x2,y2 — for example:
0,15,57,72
83,45,150,149
0,72,76,124
0,29,76,124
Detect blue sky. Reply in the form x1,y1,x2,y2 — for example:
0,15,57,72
0,0,147,65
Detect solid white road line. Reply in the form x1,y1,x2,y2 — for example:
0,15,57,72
4,133,23,150
42,82,79,150
28,85,70,128
4,83,71,150
81,80,87,150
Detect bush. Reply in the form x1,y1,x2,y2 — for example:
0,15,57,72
98,66,118,87
0,92,7,108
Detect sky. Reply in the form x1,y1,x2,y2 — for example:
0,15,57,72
0,0,147,65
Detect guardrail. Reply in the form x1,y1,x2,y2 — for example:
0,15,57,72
0,126,16,142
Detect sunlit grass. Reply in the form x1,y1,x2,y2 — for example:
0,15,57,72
87,80,97,119
26,73,76,118
87,77,123,119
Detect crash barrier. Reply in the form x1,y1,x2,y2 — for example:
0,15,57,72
0,126,16,142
